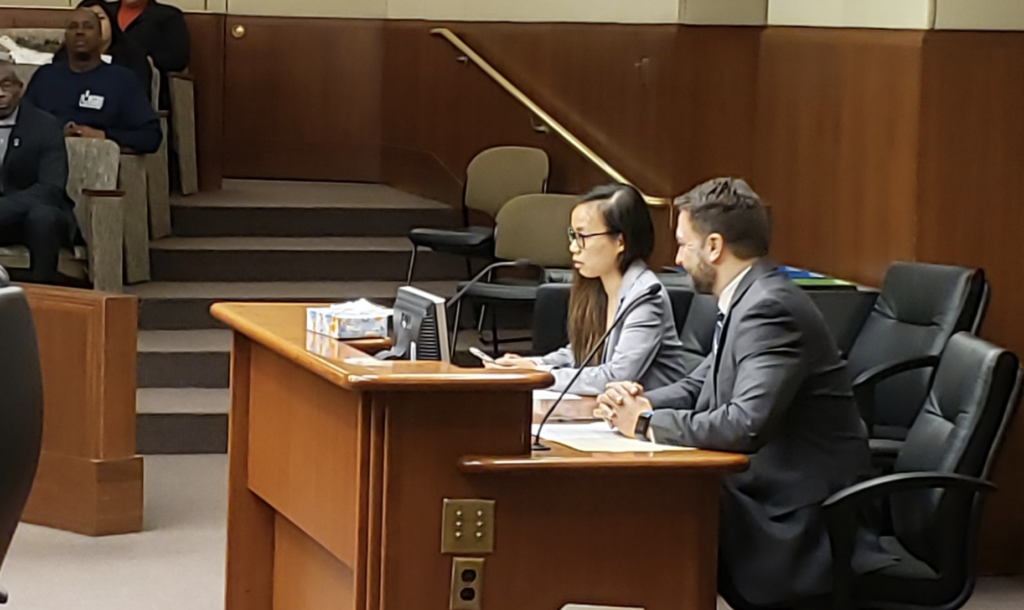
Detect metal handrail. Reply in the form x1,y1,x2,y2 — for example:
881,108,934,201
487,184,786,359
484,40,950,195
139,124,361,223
431,28,671,207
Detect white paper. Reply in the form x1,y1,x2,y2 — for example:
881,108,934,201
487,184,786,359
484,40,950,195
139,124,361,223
531,422,694,453
0,36,53,65
533,389,583,401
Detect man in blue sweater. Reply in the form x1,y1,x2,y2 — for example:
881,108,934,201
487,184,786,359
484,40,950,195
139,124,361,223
24,8,161,154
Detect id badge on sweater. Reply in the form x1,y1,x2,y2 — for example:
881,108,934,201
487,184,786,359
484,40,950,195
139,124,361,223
79,90,105,110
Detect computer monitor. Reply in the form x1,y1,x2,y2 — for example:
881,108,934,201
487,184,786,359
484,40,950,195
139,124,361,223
375,286,451,362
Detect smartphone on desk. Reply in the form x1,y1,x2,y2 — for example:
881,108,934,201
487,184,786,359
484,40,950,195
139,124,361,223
468,347,496,364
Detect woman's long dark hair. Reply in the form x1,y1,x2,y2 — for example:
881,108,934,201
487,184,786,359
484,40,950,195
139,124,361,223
567,183,655,366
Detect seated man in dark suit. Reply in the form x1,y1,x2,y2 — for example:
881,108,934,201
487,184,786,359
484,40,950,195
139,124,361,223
0,61,78,285
24,8,162,155
597,178,890,609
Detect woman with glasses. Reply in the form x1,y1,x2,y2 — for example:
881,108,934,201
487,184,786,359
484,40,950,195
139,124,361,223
486,183,686,395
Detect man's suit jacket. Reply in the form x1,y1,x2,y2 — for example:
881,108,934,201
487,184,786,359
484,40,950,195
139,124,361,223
1,101,77,241
645,259,883,607
1,102,72,210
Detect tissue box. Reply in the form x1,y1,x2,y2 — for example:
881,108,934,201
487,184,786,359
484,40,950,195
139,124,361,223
306,300,391,340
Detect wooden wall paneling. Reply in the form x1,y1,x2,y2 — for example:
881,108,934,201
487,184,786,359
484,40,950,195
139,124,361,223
184,13,225,192
0,6,68,28
668,26,762,196
381,21,608,207
19,285,142,536
381,21,723,263
753,28,922,286
916,31,1024,574
222,16,384,181
224,334,275,610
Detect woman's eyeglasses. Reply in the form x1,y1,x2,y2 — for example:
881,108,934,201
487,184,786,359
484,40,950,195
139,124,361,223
568,228,615,249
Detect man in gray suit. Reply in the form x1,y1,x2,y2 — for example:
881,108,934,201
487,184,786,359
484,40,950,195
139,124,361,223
597,178,879,609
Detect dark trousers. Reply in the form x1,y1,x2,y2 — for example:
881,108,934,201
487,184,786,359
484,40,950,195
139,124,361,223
0,197,72,284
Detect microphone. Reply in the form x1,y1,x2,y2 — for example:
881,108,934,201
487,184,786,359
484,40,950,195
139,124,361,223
532,283,662,451
445,258,535,310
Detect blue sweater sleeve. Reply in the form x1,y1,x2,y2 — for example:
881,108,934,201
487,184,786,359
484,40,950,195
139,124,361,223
105,74,162,154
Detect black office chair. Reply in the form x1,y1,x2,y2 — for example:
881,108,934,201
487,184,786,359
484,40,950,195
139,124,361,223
824,332,1022,610
677,293,717,374
530,283,694,359
531,283,571,355
847,263,987,467
0,273,45,605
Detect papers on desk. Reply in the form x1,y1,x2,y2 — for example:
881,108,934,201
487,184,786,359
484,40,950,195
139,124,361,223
533,389,583,401
531,422,694,453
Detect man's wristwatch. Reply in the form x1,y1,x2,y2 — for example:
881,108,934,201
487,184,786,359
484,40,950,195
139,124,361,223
634,411,653,442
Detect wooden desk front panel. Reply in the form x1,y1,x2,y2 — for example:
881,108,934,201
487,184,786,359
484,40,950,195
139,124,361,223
247,343,371,572
378,394,722,610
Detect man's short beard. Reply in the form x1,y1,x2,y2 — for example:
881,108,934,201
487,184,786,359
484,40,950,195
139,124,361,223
689,255,717,295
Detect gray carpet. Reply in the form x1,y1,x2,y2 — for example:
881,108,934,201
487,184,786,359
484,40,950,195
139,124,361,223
2,456,1022,610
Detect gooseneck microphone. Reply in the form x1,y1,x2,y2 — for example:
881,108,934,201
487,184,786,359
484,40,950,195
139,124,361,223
445,258,535,310
443,258,537,359
532,283,662,451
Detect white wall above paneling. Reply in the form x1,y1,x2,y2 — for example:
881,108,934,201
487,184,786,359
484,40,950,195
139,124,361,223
0,0,71,7
768,0,935,29
935,0,1024,31
384,0,681,23
680,0,768,26
226,0,386,18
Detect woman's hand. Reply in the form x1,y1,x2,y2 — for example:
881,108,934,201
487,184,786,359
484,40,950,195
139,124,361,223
486,354,539,370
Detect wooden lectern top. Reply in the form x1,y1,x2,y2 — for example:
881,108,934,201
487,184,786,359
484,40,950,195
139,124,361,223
211,302,554,392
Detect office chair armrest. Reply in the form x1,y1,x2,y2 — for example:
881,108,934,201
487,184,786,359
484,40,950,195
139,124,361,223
819,474,987,610
825,471,995,513
822,472,994,610
852,355,940,428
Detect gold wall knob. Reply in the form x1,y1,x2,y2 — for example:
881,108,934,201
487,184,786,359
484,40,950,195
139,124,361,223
231,25,246,39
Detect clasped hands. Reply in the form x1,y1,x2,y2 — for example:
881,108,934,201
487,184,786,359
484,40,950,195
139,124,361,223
485,353,651,439
595,381,652,439
64,122,105,139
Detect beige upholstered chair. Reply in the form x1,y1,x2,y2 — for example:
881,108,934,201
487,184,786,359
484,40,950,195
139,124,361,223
407,146,550,283
67,139,125,292
119,152,150,283
494,193,577,268
0,139,125,292
146,58,172,239
168,70,198,195
451,193,578,354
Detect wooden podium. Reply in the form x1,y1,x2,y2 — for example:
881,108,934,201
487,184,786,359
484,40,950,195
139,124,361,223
213,303,748,610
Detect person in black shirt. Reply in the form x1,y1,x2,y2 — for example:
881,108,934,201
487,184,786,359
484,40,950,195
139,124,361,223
53,0,154,99
0,61,78,285
110,0,189,110
24,8,161,155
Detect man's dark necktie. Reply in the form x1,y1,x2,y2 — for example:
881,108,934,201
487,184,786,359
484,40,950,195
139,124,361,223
713,311,725,354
